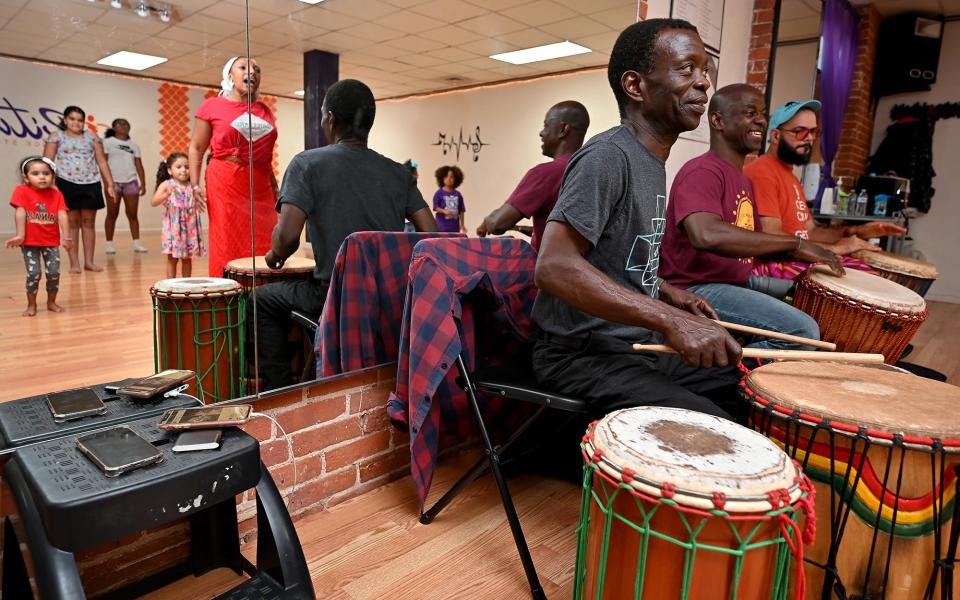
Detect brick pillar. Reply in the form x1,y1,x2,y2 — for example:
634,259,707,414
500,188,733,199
747,0,776,92
833,5,881,181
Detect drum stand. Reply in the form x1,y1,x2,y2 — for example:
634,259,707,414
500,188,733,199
751,407,960,600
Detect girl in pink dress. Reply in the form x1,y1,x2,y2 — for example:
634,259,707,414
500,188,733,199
151,153,205,278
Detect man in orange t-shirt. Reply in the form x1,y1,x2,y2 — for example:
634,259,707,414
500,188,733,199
744,100,905,278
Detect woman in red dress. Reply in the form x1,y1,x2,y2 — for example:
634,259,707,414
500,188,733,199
188,56,279,277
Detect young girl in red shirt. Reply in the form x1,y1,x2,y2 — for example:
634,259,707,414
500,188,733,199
5,156,73,316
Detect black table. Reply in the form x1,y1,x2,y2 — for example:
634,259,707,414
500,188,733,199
2,416,314,599
0,381,200,449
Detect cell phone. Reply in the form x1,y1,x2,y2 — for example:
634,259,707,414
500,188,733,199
118,370,195,399
46,388,107,421
76,427,164,477
173,429,223,452
157,405,252,430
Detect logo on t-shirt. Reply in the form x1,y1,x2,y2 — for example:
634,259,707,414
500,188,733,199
26,202,56,226
230,113,274,142
733,190,755,231
626,193,665,297
116,143,135,155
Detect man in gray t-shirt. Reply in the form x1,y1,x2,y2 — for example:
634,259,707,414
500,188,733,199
254,79,436,390
532,20,742,419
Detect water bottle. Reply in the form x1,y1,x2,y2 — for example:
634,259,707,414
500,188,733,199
837,190,850,215
855,190,869,217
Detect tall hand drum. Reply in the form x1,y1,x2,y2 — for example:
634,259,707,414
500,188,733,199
575,407,816,600
793,266,927,363
151,278,244,402
222,255,316,293
742,361,960,599
853,250,939,297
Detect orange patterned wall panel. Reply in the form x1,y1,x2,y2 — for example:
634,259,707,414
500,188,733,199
260,94,280,177
157,83,191,159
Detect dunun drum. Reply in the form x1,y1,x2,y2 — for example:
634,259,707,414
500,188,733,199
793,265,927,364
151,277,244,402
575,406,816,600
742,361,960,600
222,255,316,293
853,250,939,297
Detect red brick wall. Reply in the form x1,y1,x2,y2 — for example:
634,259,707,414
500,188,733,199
748,0,777,91
833,5,881,181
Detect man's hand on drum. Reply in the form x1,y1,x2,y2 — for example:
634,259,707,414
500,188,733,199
659,282,718,320
852,221,907,239
831,235,880,256
663,313,741,369
264,249,284,269
794,240,845,277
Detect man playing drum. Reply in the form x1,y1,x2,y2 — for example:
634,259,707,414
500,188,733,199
659,84,841,348
532,19,742,420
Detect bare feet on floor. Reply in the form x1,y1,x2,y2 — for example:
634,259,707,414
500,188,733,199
84,263,104,272
69,265,82,274
47,302,64,313
22,305,37,317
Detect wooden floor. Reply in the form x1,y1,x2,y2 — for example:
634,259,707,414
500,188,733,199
2,232,959,599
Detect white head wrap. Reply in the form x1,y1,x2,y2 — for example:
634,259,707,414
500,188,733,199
219,56,240,96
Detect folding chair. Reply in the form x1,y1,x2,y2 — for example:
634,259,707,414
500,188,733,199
394,237,589,600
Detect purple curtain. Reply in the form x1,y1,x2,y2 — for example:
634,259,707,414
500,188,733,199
815,0,860,210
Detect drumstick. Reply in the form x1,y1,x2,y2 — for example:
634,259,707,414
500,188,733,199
631,344,885,364
713,319,837,351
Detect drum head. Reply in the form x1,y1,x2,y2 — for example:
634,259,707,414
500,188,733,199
587,407,801,512
153,277,240,294
852,250,939,279
224,255,315,274
745,361,960,442
805,265,926,312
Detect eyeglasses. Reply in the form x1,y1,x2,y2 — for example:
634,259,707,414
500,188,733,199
778,126,820,141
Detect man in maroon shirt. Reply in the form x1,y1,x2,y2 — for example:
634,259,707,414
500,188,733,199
660,83,841,349
476,101,589,251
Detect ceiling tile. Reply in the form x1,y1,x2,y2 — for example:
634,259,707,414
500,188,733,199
156,24,223,45
385,35,446,53
92,10,174,34
309,31,376,52
393,53,448,67
456,13,527,36
553,0,635,13
588,5,637,30
249,29,306,49
538,15,610,39
423,46,479,62
372,10,445,34
563,50,608,68
337,21,406,42
226,0,301,17
199,4,276,26
494,28,557,48
258,47,307,65
462,0,531,10
460,56,508,70
500,1,578,27
459,37,518,56
174,13,246,36
322,0,399,20
573,30,620,52
410,0,488,22
293,7,362,30
419,25,484,45
381,0,434,7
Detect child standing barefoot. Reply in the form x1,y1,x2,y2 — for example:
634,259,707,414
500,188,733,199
432,165,467,233
152,153,205,278
5,157,73,316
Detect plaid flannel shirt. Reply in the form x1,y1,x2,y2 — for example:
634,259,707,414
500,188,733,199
387,237,538,506
316,231,464,377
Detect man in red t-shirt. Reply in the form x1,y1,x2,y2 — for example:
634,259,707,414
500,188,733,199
476,101,589,251
744,99,905,254
661,85,840,349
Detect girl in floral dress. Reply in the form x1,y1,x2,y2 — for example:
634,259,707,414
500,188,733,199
151,153,205,277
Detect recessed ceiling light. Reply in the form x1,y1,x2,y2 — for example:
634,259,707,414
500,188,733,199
97,50,167,71
297,0,325,4
110,0,122,7
490,41,591,65
293,90,305,96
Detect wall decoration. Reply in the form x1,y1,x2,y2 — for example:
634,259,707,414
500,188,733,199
671,0,725,53
432,126,490,162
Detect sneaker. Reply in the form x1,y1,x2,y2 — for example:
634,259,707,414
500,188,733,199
133,241,148,253
105,242,116,255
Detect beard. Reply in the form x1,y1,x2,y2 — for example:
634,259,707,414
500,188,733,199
777,140,813,165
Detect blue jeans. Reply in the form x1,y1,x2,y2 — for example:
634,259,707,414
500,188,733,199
688,283,820,350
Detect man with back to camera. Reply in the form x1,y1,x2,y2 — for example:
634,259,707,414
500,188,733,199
253,79,437,391
532,19,743,419
476,101,590,251
659,84,843,347
744,99,906,276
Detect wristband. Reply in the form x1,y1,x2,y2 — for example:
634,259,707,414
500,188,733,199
795,238,802,252
62,236,73,241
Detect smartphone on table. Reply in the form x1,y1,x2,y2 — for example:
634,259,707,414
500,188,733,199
47,388,107,422
76,427,164,477
157,405,252,430
118,370,194,399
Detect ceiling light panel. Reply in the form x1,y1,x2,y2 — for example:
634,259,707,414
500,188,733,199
490,40,591,65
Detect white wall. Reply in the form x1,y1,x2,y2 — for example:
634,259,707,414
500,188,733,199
871,21,960,304
370,0,754,234
769,41,819,112
0,57,304,235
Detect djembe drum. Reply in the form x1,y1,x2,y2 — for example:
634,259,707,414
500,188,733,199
222,255,316,293
742,361,960,600
223,256,317,394
853,250,939,297
793,265,927,364
575,406,816,600
151,277,244,402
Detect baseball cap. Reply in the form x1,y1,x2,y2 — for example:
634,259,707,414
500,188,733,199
768,99,821,140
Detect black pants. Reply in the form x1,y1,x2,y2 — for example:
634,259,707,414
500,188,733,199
531,332,741,420
248,278,327,391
